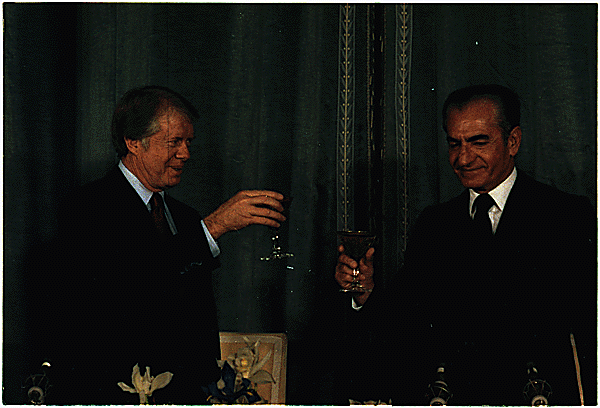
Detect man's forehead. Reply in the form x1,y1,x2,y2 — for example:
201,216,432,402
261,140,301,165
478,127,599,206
446,105,503,141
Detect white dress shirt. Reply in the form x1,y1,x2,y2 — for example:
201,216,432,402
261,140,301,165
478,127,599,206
118,160,220,257
469,167,517,234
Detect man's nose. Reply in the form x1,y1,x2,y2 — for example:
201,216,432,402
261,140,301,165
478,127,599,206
456,145,474,166
176,143,190,160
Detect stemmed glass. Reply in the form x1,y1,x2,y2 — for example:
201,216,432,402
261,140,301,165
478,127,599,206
261,197,293,261
337,230,377,292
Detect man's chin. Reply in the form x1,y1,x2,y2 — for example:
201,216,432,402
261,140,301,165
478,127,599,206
457,175,484,191
163,177,182,189
460,181,492,193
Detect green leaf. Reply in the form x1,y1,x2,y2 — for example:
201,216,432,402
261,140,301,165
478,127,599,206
249,369,275,384
250,349,272,376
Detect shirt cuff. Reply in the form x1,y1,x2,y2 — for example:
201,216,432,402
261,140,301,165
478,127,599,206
201,219,221,258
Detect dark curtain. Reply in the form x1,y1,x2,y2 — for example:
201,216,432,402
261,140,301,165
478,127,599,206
4,3,341,404
408,4,596,217
4,3,596,405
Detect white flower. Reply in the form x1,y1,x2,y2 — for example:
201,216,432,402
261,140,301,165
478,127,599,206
118,364,173,404
223,337,275,385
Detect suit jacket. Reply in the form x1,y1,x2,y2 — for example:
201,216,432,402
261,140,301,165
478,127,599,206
355,171,596,406
33,166,222,404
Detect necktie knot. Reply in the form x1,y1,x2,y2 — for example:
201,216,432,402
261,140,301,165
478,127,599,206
473,193,496,216
150,192,171,235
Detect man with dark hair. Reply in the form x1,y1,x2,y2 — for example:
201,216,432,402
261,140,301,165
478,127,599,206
442,83,522,138
34,86,287,404
111,86,202,158
336,84,596,405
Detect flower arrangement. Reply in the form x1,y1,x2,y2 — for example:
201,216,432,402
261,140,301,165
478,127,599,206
202,336,275,404
118,364,173,404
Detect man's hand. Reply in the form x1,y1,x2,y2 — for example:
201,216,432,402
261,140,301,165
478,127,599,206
335,245,375,306
204,190,286,240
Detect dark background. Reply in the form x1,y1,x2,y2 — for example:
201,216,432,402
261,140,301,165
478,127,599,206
4,3,596,404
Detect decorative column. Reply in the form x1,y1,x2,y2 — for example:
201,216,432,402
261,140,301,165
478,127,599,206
337,4,355,232
395,4,412,252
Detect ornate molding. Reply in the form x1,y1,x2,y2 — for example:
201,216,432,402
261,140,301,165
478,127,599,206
337,4,355,232
396,4,412,251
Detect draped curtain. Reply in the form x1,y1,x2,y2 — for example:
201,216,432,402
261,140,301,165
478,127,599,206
4,3,596,404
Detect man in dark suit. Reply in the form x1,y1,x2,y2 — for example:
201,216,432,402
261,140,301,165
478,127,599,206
336,85,596,405
32,86,286,404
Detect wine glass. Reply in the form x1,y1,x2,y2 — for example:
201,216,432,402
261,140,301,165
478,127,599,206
337,230,376,292
261,197,293,261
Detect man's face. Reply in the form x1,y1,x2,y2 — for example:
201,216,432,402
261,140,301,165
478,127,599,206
446,99,521,193
125,110,194,192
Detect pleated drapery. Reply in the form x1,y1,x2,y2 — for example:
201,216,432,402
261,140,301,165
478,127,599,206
4,4,596,404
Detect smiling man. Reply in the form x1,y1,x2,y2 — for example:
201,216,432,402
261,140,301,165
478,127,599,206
34,86,287,404
335,84,596,405
445,97,521,194
121,109,194,192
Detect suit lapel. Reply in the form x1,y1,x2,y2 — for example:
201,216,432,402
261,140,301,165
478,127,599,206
493,171,534,239
454,189,474,233
104,165,163,237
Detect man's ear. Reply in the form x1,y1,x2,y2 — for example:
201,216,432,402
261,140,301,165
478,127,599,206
124,138,140,155
508,126,522,157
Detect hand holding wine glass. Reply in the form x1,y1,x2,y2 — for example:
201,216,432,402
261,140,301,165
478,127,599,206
261,196,293,261
203,190,286,240
336,231,376,294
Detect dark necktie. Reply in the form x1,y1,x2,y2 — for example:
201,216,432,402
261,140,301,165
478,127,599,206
472,193,496,236
150,192,171,235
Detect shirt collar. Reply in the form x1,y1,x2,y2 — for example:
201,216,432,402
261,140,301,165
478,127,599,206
469,167,517,214
118,160,163,206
